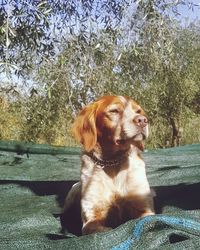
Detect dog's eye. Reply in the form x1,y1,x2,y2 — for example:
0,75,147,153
109,109,119,114
136,108,142,114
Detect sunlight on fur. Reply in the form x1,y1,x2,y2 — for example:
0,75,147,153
64,95,155,235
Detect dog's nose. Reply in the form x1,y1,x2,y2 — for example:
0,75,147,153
134,115,148,128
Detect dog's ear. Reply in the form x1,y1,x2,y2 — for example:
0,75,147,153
72,103,97,152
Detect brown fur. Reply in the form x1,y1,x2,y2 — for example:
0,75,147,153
65,95,155,235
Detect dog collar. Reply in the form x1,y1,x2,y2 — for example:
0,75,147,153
87,152,126,168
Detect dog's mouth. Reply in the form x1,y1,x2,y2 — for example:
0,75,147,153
133,133,146,141
115,133,146,145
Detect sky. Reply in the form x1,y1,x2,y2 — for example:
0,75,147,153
176,0,200,22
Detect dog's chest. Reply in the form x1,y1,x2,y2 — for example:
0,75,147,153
81,153,148,198
104,154,147,196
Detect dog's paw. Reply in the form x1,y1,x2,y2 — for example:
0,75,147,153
82,221,112,235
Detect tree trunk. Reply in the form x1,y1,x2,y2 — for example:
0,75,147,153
170,117,180,147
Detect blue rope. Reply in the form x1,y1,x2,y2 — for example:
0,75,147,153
112,215,200,250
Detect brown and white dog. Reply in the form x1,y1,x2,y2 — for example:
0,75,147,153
64,95,155,235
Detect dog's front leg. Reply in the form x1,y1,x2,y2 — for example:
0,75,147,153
81,192,113,235
81,180,113,235
80,155,115,235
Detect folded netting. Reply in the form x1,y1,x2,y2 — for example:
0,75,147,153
0,140,200,249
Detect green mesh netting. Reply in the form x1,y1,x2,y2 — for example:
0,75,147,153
0,140,200,249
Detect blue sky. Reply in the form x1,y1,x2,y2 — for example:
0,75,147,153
176,0,200,21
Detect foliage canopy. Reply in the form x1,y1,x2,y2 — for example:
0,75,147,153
0,0,200,147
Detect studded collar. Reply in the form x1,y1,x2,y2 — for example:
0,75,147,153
87,151,127,169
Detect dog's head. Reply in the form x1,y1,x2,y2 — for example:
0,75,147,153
72,95,148,152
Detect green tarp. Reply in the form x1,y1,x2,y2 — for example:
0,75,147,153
0,140,200,249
